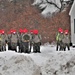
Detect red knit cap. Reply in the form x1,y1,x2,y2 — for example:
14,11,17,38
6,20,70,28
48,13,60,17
33,29,38,34
23,29,28,33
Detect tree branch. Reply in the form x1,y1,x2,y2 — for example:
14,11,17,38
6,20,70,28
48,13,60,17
46,0,61,10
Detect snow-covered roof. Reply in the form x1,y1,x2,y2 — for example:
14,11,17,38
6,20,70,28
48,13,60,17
69,0,75,15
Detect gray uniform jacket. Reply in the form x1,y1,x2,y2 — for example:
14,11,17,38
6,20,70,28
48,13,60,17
1,34,8,45
62,34,70,44
10,34,18,43
33,34,42,43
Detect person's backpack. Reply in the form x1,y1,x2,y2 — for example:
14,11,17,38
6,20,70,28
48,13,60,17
23,34,30,41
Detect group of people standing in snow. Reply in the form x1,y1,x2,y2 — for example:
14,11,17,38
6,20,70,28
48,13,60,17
56,28,70,51
0,27,71,53
0,29,42,53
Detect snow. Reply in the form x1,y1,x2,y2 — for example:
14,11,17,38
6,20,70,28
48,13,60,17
0,44,75,75
64,0,70,1
32,0,61,17
32,0,72,17
32,0,42,5
41,4,59,16
0,51,41,75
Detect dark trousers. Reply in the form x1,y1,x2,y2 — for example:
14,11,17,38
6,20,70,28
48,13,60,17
29,42,33,52
18,42,23,53
10,42,17,52
56,41,60,51
64,43,70,51
56,41,64,51
0,46,2,51
0,41,3,51
22,42,30,53
59,41,65,51
8,42,11,50
0,43,6,51
33,42,41,53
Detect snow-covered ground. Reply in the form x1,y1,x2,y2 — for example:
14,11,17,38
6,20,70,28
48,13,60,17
0,44,75,75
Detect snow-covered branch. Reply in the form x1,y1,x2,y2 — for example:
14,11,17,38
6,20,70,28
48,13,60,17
46,0,61,10
32,0,74,17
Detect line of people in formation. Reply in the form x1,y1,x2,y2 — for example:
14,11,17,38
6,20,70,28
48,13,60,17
0,29,42,53
56,28,70,51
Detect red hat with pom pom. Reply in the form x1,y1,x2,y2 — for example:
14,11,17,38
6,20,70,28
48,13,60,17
33,29,38,34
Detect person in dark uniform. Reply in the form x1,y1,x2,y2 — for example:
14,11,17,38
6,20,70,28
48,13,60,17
56,28,64,51
29,30,34,53
18,29,23,53
33,29,42,53
0,30,8,51
9,30,18,52
21,29,30,53
62,29,70,51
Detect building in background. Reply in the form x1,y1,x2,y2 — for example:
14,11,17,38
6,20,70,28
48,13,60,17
69,0,75,46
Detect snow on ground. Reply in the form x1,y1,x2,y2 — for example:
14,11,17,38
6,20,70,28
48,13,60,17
0,44,75,75
0,51,41,75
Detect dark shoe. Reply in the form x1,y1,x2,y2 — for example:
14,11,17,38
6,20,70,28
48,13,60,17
68,48,70,50
56,50,58,51
33,51,37,53
64,49,66,51
37,51,41,53
27,51,31,54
